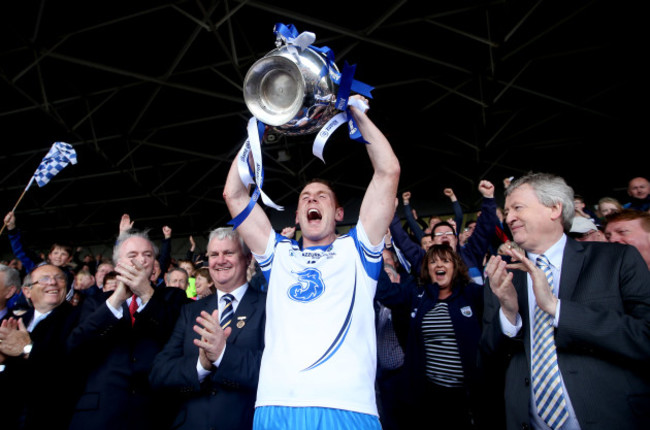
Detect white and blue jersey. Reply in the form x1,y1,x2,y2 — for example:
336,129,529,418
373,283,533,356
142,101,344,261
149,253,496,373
254,221,383,416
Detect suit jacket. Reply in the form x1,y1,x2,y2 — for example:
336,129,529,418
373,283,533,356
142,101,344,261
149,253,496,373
480,239,650,430
0,302,81,430
67,286,188,430
149,286,266,430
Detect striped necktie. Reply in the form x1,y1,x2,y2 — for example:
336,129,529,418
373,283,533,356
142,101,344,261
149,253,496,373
220,294,234,329
532,255,569,429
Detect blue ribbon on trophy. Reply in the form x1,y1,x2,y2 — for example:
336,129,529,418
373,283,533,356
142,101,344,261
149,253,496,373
229,23,374,228
227,117,284,228
275,24,373,146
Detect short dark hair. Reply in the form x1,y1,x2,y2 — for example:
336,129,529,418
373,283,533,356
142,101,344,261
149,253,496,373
104,271,119,283
432,221,456,235
303,178,341,208
195,267,213,283
49,243,73,256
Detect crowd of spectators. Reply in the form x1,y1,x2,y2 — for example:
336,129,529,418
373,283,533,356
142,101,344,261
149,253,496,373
0,173,649,430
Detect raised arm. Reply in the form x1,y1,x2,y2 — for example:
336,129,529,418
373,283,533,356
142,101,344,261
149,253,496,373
223,150,273,255
355,99,401,245
444,188,465,231
402,191,425,243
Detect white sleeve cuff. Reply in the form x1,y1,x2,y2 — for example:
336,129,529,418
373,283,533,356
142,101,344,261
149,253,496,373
195,347,226,382
499,308,522,338
105,300,124,319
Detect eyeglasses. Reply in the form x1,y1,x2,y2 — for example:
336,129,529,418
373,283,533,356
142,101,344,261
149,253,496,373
433,231,455,237
29,274,67,286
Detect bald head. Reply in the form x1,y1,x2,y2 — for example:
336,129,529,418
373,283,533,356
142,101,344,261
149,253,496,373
628,177,650,200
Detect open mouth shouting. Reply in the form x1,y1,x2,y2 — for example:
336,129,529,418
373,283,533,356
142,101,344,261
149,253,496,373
434,268,448,282
428,256,454,289
307,208,322,222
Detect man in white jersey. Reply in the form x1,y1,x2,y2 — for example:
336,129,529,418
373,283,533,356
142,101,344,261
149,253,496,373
223,95,400,430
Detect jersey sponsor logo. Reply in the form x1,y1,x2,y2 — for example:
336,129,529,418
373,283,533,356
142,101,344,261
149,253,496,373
289,248,336,263
288,268,325,302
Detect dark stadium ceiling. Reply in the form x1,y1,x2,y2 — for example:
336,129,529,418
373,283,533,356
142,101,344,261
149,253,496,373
0,0,645,255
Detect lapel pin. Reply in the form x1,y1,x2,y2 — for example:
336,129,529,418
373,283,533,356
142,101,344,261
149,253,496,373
237,316,247,328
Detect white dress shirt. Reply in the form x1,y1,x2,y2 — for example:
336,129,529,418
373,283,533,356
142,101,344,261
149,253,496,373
499,235,581,430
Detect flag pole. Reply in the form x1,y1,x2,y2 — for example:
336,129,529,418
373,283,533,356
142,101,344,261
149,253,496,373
0,177,35,236
0,141,77,237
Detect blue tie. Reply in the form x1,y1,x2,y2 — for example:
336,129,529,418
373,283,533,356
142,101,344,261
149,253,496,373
532,255,569,429
220,294,234,329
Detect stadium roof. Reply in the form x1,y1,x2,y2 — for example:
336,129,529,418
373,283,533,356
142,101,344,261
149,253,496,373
0,0,644,257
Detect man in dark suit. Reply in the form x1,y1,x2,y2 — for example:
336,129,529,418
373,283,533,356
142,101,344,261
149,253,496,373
0,264,80,430
67,230,187,430
150,227,266,430
481,172,650,430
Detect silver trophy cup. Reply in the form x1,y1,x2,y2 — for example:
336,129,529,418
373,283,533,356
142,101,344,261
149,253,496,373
243,44,339,136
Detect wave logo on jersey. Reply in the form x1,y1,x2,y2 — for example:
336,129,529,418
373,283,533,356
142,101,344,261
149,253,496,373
287,268,325,302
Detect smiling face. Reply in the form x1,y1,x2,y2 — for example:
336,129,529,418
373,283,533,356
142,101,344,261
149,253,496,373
295,181,344,247
23,265,67,313
195,272,215,299
427,253,455,290
605,218,650,267
504,184,564,254
208,236,250,293
599,202,620,217
48,246,71,267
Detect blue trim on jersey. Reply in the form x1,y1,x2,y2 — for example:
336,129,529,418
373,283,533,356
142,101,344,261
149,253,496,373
349,227,382,281
303,267,357,371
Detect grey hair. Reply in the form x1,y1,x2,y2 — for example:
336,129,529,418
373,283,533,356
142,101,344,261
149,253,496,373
0,264,21,288
112,229,159,264
208,227,250,256
505,172,575,232
22,273,32,288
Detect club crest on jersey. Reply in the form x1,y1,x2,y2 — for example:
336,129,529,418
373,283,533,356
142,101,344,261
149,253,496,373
288,268,325,302
460,306,473,317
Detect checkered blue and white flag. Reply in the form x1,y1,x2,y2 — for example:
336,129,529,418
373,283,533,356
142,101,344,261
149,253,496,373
31,141,78,188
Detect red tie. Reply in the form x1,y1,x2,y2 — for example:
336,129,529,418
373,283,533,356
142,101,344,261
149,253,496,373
495,225,509,244
129,294,138,325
